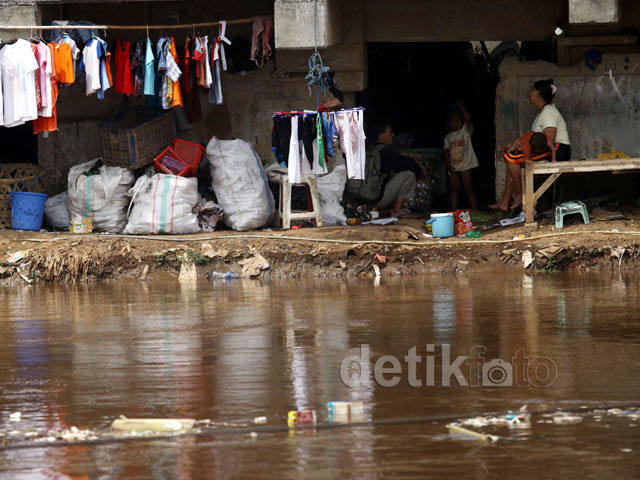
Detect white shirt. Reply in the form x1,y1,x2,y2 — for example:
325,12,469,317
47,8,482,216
532,104,570,145
0,40,39,127
444,124,479,172
203,36,213,87
82,40,101,96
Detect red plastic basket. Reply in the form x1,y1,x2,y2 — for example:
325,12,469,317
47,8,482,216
153,146,190,176
172,139,205,177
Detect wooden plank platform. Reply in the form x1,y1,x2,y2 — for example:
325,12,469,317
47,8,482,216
522,158,640,224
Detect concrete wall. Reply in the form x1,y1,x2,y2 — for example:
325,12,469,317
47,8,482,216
363,0,565,42
494,54,640,200
0,0,37,41
274,0,342,49
276,0,365,92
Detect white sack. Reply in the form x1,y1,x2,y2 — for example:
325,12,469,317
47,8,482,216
44,192,70,229
123,173,201,234
66,159,135,233
206,136,275,231
316,164,347,226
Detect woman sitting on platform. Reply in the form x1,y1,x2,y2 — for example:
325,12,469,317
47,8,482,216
490,79,571,212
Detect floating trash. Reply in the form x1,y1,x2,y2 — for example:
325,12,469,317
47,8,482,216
447,424,498,443
552,413,583,425
287,410,316,427
110,416,196,433
327,402,365,423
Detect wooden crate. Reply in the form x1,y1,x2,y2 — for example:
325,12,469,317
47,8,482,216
0,163,46,229
99,107,175,169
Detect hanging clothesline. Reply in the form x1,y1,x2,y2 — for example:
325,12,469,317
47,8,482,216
273,107,366,117
0,18,254,31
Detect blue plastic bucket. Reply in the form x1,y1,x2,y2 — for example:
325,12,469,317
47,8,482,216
426,213,454,238
8,192,48,231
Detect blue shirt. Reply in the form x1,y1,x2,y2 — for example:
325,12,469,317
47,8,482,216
143,37,155,96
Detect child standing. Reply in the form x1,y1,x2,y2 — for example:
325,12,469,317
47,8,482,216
444,106,479,210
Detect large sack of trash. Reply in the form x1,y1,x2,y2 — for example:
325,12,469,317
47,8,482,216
123,173,201,234
66,159,135,233
206,136,275,231
317,164,347,226
44,192,70,230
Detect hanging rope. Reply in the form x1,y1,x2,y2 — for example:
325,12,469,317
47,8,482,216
305,0,331,104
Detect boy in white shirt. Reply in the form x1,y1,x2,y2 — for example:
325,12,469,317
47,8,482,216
444,106,478,210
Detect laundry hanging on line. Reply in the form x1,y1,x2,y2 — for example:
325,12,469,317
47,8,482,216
271,108,366,184
0,22,240,133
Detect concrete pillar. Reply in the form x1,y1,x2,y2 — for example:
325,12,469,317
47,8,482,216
275,0,365,92
274,0,342,50
0,1,38,41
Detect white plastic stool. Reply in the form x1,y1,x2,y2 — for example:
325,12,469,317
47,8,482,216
277,175,323,229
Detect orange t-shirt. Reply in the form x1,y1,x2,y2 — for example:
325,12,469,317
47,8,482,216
52,42,74,84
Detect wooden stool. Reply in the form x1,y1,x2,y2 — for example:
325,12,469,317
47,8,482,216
276,175,323,229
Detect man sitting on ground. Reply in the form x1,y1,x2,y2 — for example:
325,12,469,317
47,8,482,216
372,123,423,216
345,122,423,217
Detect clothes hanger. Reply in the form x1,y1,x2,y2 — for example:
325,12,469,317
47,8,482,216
38,28,49,45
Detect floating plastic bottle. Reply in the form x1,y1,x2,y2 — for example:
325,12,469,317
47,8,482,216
209,272,239,279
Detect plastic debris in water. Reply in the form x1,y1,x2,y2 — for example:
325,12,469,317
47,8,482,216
503,405,531,429
503,412,531,428
9,412,22,421
327,402,365,423
110,417,196,433
552,413,583,425
253,416,267,425
287,410,316,427
447,424,498,442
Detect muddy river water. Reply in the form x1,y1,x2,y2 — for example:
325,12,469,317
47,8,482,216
1,272,640,479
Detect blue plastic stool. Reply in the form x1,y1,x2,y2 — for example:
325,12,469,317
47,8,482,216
555,201,589,229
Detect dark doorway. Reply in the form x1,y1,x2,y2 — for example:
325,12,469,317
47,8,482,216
0,123,38,164
357,42,499,208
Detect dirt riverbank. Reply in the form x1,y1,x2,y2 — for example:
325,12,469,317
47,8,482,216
2,214,640,284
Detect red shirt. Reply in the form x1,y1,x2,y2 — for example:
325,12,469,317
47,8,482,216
114,39,134,95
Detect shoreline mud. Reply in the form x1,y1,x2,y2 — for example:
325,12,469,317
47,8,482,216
2,218,640,284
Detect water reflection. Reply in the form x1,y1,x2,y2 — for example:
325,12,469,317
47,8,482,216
1,272,640,478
